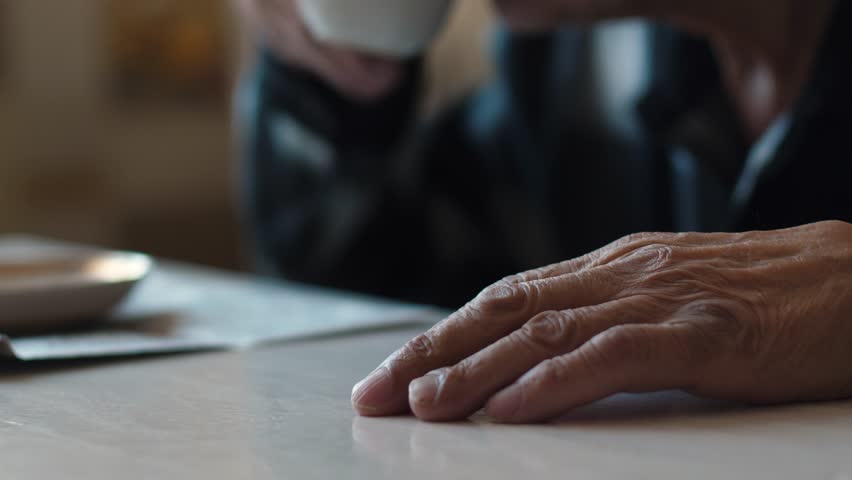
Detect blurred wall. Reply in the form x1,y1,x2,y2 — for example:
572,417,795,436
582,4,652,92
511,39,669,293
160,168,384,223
0,0,243,268
0,0,493,271
424,0,494,115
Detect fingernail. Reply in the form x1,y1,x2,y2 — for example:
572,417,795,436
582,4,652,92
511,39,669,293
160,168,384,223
409,373,440,408
352,367,394,414
486,386,523,421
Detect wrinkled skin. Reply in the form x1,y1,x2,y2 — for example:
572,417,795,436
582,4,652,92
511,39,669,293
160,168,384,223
352,221,852,422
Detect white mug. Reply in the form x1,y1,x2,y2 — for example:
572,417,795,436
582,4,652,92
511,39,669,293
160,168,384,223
297,0,453,57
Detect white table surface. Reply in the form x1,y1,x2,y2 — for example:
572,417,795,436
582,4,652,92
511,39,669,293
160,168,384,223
3,323,852,480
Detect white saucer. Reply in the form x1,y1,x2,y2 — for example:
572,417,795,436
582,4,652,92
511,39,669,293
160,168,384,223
0,251,152,334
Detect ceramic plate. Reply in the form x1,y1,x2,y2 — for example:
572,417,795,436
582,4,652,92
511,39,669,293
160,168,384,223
0,251,153,334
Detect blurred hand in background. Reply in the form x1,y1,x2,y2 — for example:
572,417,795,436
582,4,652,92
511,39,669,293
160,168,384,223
234,0,404,100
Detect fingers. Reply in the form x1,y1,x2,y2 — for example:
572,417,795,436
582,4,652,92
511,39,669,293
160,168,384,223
310,49,403,100
353,227,791,420
486,323,708,423
240,0,403,99
351,266,625,416
408,295,658,421
280,17,403,99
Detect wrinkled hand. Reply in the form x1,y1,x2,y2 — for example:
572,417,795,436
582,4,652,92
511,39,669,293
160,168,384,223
234,0,403,99
352,221,852,423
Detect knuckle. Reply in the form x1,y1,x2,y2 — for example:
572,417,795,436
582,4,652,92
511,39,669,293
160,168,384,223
592,326,650,365
604,233,677,269
684,300,740,323
475,282,538,316
680,300,756,355
631,251,700,292
500,273,527,284
638,267,697,292
634,243,677,269
401,332,438,363
530,357,567,389
500,265,558,284
521,311,578,350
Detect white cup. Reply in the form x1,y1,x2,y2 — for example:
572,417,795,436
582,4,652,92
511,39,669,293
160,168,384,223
297,0,453,57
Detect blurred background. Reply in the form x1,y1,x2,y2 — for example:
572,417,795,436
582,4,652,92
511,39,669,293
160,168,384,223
0,0,493,271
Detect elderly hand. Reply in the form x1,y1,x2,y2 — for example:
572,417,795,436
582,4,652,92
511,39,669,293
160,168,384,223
352,221,852,423
233,0,403,100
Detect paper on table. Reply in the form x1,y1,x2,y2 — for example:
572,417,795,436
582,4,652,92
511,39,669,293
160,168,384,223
0,238,443,361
